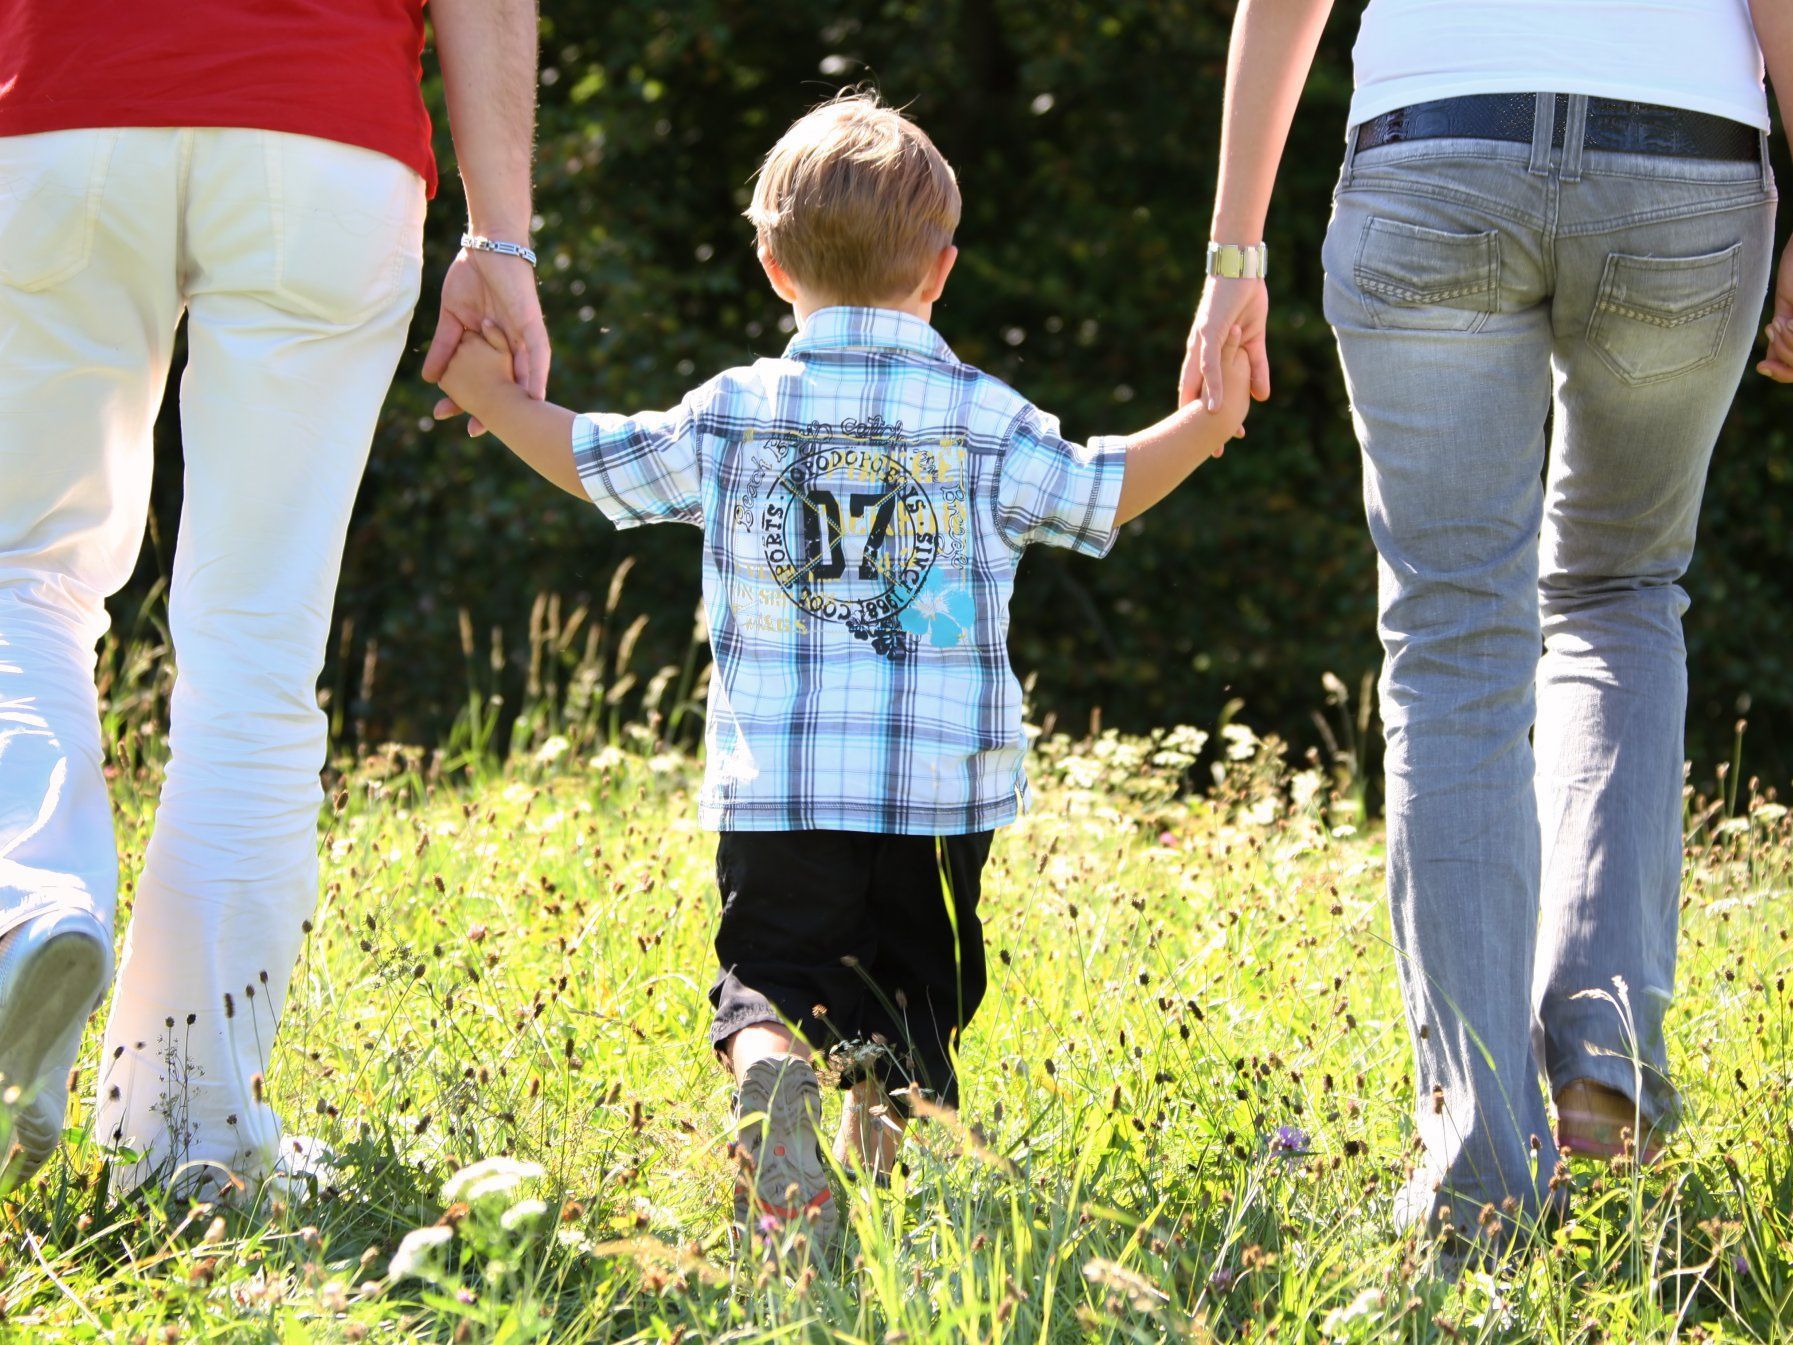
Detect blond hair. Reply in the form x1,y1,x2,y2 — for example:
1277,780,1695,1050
747,93,961,305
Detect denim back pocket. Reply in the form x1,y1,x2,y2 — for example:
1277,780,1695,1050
1353,217,1500,332
1586,244,1742,385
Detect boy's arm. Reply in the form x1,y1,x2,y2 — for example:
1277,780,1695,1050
465,384,583,498
1116,341,1252,525
1113,404,1239,526
438,326,582,497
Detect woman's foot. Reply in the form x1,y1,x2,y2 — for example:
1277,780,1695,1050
1554,1079,1663,1164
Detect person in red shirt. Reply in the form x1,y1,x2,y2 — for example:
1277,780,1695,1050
0,0,548,1199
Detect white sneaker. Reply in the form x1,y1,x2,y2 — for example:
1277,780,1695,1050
730,1053,837,1253
179,1132,343,1210
0,908,113,1193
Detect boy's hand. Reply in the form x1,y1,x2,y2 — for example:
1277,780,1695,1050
1211,324,1254,455
434,321,519,425
1114,321,1258,524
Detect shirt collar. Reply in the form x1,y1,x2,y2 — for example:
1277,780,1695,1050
782,306,957,363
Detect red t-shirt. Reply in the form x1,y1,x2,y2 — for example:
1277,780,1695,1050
0,1,436,195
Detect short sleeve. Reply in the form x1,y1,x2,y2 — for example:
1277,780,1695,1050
572,389,709,529
994,407,1127,556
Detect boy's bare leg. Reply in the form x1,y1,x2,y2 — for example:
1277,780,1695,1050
835,1079,907,1178
726,1021,811,1078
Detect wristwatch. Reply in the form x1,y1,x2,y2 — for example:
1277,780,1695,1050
1205,241,1268,280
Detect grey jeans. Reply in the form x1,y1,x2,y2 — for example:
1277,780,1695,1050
1322,94,1777,1230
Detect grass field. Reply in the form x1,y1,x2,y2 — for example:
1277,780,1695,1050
2,708,1790,1343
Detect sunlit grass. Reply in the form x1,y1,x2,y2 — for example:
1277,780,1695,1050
2,713,1790,1342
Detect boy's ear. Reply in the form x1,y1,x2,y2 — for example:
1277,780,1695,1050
918,245,958,304
759,246,800,303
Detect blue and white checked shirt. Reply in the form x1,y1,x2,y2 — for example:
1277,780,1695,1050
574,306,1127,835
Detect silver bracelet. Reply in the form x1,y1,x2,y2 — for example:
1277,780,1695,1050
460,232,538,267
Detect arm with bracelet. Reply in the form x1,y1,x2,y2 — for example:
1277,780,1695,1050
1178,0,1336,412
422,0,550,431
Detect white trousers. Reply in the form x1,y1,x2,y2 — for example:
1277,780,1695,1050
0,127,424,1191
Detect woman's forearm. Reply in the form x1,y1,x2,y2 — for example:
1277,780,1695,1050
1210,0,1337,243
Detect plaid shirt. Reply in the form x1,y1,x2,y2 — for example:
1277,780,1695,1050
573,306,1126,835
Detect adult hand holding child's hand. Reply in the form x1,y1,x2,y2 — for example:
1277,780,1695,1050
1180,276,1271,414
423,246,552,438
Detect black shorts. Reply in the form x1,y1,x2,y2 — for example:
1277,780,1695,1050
709,829,993,1112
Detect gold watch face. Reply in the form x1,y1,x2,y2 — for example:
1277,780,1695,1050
1207,245,1265,280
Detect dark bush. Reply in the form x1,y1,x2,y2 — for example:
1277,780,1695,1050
134,1,1793,783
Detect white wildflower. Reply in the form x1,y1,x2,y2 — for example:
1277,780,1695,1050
440,1156,545,1207
500,1198,549,1232
1289,768,1325,813
1321,1287,1386,1333
387,1225,454,1281
1220,723,1259,761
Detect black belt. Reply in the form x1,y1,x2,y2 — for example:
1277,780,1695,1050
1356,93,1760,161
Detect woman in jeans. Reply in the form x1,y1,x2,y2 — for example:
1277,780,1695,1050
1183,0,1790,1245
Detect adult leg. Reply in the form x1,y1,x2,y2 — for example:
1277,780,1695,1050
0,128,182,1186
1537,165,1777,1147
1321,144,1558,1236
95,129,424,1196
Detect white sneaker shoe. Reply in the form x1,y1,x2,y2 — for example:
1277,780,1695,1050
0,908,113,1193
173,1132,343,1210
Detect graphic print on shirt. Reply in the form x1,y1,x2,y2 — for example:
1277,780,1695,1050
735,415,969,660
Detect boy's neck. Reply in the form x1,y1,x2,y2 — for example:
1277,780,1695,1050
793,292,933,325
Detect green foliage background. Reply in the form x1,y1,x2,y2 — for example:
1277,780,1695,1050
140,0,1793,780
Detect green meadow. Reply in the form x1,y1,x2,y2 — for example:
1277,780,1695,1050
1,652,1790,1344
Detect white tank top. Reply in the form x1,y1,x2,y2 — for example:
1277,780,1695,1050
1348,0,1769,131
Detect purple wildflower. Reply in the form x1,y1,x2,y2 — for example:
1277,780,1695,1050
1269,1125,1311,1157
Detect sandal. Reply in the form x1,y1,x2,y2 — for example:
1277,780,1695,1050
1554,1079,1663,1164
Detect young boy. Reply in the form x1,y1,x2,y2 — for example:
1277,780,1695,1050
434,93,1250,1251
